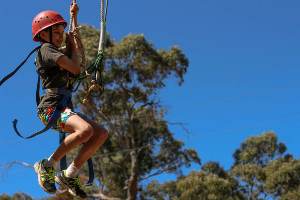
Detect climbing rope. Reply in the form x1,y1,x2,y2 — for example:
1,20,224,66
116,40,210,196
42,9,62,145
80,0,109,103
69,0,76,33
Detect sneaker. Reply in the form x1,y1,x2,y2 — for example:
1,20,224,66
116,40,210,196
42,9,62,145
55,170,87,198
33,159,56,194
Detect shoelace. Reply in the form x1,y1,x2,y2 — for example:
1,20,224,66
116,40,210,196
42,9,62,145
69,176,83,190
42,167,56,184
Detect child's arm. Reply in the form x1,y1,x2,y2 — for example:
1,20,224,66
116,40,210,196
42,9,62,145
56,3,82,75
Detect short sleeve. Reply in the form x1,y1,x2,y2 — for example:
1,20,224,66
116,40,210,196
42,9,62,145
40,43,65,66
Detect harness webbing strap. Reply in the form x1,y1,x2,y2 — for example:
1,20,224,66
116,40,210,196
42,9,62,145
0,46,41,87
36,73,41,106
86,158,94,185
13,93,71,139
59,133,68,170
13,112,57,139
59,131,94,186
59,133,94,186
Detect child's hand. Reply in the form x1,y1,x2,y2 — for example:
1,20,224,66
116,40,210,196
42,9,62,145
64,33,72,53
70,3,79,17
66,32,76,47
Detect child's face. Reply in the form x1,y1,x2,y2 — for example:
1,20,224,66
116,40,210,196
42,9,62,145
40,24,65,47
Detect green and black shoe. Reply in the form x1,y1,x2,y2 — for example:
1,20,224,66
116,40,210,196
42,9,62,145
55,170,87,198
34,159,56,194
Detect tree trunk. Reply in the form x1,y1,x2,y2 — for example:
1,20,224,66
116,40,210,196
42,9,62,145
127,150,139,200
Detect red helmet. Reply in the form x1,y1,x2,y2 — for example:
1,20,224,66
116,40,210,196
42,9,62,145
32,10,67,42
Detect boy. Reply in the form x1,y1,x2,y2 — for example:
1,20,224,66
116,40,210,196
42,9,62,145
32,3,108,198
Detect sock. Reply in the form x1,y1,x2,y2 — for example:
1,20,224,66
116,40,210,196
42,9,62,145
65,162,80,178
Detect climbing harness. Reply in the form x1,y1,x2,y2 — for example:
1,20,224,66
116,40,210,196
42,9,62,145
2,9,69,139
0,0,110,186
0,46,41,87
13,88,72,139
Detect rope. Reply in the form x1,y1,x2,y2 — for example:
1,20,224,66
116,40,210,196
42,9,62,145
95,0,108,83
79,0,109,103
98,0,106,52
98,144,152,157
68,0,77,33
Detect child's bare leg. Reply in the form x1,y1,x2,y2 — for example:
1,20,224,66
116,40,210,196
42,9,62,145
53,113,108,197
50,114,94,162
73,119,108,168
50,114,108,167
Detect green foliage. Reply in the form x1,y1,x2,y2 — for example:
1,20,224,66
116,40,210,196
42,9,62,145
233,132,287,166
0,194,10,200
0,193,32,200
142,180,179,200
176,172,243,200
143,133,300,200
143,165,244,200
201,162,228,178
231,163,265,199
264,157,300,197
280,186,300,200
231,132,289,200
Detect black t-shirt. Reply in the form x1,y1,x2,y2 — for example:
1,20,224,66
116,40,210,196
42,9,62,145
35,43,72,110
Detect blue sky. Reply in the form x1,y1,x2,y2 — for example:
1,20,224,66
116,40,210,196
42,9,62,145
1,0,300,198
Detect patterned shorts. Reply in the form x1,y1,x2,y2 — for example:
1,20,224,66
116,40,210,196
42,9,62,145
38,107,77,132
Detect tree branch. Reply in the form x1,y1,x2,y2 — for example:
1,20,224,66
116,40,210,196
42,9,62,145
90,191,121,200
1,161,33,170
140,166,176,181
167,121,191,135
0,161,33,180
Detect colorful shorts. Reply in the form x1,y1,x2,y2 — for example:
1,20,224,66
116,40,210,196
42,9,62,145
38,107,77,132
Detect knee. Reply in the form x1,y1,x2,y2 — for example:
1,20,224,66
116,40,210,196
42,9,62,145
95,127,109,142
101,128,109,140
78,124,94,143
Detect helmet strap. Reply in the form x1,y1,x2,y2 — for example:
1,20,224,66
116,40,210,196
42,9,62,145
49,26,53,44
37,26,53,45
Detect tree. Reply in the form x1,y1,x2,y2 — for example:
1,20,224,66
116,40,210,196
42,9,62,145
143,162,244,200
264,156,300,199
231,132,300,200
0,194,10,200
72,25,200,199
232,132,286,167
0,193,32,200
231,132,287,199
